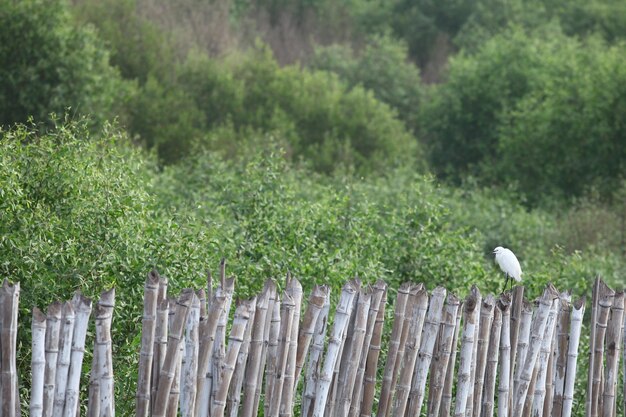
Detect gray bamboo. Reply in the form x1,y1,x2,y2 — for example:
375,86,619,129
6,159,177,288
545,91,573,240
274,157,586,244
336,290,372,417
136,270,160,417
481,299,503,417
95,288,116,417
211,260,231,410
302,292,331,417
0,281,19,417
441,301,463,417
472,295,495,417
531,295,560,417
394,285,430,417
153,289,193,417
280,277,303,417
601,291,624,417
551,291,572,417
227,296,256,417
376,282,411,417
454,286,481,417
31,308,47,417
311,280,358,417
497,295,511,417
513,300,533,400
44,301,63,417
87,325,100,417
407,286,446,417
427,293,461,417
543,316,557,417
349,280,386,417
466,288,483,417
561,296,585,417
512,285,559,417
211,297,255,417
590,280,615,417
166,341,182,417
586,277,601,417
52,302,76,417
622,303,625,417
509,285,525,408
268,292,295,417
151,276,169,414
181,292,200,417
264,294,282,417
63,292,92,417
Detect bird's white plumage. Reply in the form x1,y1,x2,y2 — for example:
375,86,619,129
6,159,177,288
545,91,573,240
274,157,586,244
493,246,522,281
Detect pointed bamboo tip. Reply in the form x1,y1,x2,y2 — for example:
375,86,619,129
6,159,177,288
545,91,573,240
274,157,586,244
482,294,496,309
432,286,447,298
409,282,425,296
33,307,47,324
47,301,63,318
470,284,481,298
178,288,195,306
62,300,75,316
99,287,116,307
398,282,412,295
497,292,511,311
446,292,461,306
1,278,19,294
373,279,388,292
597,278,616,302
148,268,161,282
343,279,359,294
573,295,586,310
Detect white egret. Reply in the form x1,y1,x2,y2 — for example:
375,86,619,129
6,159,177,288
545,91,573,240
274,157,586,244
493,246,522,292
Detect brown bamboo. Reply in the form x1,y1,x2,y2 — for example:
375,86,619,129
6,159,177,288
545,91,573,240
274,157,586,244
151,276,169,414
512,284,559,417
166,335,182,417
268,292,295,417
376,282,411,417
211,297,256,417
427,293,461,417
136,270,160,417
31,308,47,417
601,290,624,417
472,294,495,417
454,285,481,417
562,296,586,417
497,294,511,417
590,280,615,417
264,293,281,417
44,301,63,417
440,299,463,417
481,297,503,417
153,289,193,417
513,299,533,400
586,277,601,417
509,285,525,408
280,277,303,417
95,288,116,417
551,291,572,417
227,295,256,417
52,302,76,417
181,292,201,417
543,318,557,417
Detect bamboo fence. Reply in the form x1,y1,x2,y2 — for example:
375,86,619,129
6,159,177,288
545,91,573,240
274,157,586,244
0,270,622,417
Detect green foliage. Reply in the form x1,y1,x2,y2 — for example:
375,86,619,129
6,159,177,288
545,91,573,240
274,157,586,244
0,0,130,129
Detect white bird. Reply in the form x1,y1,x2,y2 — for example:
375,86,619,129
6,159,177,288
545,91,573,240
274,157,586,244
493,246,522,292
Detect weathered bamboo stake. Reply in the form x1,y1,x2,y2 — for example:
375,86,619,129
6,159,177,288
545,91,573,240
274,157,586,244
440,300,463,417
393,285,430,417
94,288,116,417
427,293,461,417
513,299,533,400
52,302,76,417
180,292,200,417
31,308,47,417
211,297,256,417
481,298,503,417
542,315,557,417
0,281,19,417
227,295,256,417
359,284,387,417
264,294,282,417
586,277,601,417
62,292,92,417
601,291,624,417
622,304,625,417
466,287,483,417
294,285,330,389
551,291,572,417
472,295,495,417
195,283,228,417
497,294,511,417
336,289,372,417
531,294,560,417
349,280,386,417
211,260,231,410
590,280,615,417
512,284,559,417
302,292,331,417
268,292,296,417
376,282,411,417
135,271,160,417
87,329,100,417
280,277,303,417
406,286,446,417
454,285,481,417
311,280,358,417
153,289,193,417
165,337,183,417
561,296,585,417
509,285,525,409
44,301,63,417
151,276,169,414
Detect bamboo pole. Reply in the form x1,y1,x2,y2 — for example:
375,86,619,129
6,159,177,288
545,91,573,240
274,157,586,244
136,270,160,417
180,292,200,417
472,294,495,417
311,280,358,417
481,297,503,417
513,299,533,400
561,296,585,417
466,287,483,417
512,284,559,417
601,290,624,417
586,277,601,417
376,282,411,417
441,300,463,417
211,260,232,410
31,308,47,417
94,288,116,417
510,285,525,403
227,296,256,417
590,280,615,417
87,327,100,417
531,293,560,417
264,293,281,417
302,291,331,417
497,294,511,417
211,297,256,417
551,291,572,417
268,292,295,417
543,314,557,417
151,276,169,414
280,277,303,417
0,280,19,417
394,285,430,417
336,289,372,417
153,289,193,417
52,301,76,417
166,333,182,417
427,293,460,417
349,280,386,417
454,285,481,417
359,283,387,417
44,301,63,417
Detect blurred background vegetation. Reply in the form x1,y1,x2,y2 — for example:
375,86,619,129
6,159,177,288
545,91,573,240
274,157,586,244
0,0,625,414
